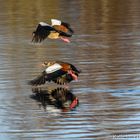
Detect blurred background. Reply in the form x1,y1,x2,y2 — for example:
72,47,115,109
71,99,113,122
0,0,140,140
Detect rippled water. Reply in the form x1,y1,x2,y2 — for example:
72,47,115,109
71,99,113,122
0,0,140,140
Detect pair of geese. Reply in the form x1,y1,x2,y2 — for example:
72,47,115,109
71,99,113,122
29,19,81,86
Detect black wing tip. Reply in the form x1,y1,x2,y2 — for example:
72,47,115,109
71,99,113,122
28,79,41,86
31,22,53,43
31,36,44,43
28,74,46,86
31,30,47,43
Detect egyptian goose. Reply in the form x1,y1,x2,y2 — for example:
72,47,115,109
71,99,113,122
29,61,80,85
31,87,79,110
32,19,74,43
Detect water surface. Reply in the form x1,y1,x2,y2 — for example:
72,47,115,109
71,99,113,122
0,0,140,140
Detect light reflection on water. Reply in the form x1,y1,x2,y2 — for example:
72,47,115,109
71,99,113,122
0,0,140,140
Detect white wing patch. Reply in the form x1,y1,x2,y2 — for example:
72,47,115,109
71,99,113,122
45,63,62,73
51,19,61,26
39,22,50,26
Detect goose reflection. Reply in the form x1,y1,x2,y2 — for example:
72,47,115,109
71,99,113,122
30,87,79,112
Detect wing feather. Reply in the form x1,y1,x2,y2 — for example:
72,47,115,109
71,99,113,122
28,72,46,86
32,23,56,43
52,73,73,85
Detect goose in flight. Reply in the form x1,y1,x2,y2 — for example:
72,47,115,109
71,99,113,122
32,19,74,43
29,61,80,85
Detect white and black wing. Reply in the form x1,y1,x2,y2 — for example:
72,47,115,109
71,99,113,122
45,63,67,82
28,63,66,86
51,19,61,26
32,22,56,43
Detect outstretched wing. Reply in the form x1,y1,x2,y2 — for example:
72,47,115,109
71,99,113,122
32,22,56,43
28,63,67,86
28,72,46,86
29,70,67,86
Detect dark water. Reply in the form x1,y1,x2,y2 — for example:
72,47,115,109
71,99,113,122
0,0,140,140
